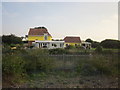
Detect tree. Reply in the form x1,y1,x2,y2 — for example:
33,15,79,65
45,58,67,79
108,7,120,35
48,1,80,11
85,38,93,43
2,34,23,45
92,41,100,48
100,39,120,49
95,46,103,53
85,38,100,48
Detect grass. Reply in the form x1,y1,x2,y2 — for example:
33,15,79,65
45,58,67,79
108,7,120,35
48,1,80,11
2,47,119,88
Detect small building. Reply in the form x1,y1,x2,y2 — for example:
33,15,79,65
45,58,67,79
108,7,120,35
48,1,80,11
64,36,81,47
81,41,91,49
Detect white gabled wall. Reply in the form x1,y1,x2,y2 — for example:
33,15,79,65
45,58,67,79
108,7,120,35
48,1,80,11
34,40,64,49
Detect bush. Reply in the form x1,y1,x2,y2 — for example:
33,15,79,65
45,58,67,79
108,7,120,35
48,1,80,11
76,61,98,76
2,48,56,86
91,55,118,76
76,54,118,76
65,45,75,49
95,46,103,53
49,48,67,54
23,49,55,73
100,39,120,49
2,52,26,84
92,41,100,48
102,50,114,54
2,34,23,45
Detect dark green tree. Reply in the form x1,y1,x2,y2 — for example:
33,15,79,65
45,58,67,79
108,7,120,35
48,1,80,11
92,41,100,48
85,38,93,43
95,45,103,53
85,38,100,48
2,34,23,45
100,39,120,49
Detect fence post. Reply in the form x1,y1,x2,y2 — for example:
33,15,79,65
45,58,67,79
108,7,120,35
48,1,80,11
63,54,65,70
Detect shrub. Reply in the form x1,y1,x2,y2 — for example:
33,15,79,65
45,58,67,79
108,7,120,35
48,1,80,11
76,63,98,76
2,52,26,83
23,49,55,73
49,48,67,54
100,39,120,49
90,55,118,76
95,46,103,53
2,48,56,86
102,50,114,54
65,45,75,49
2,34,23,45
92,41,100,48
76,54,118,76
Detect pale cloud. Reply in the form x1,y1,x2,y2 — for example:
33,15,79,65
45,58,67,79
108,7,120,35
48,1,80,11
91,14,118,41
2,2,118,41
102,14,118,23
3,8,19,18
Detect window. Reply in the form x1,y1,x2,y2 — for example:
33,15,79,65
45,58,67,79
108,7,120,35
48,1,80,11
52,43,57,47
44,43,47,45
75,44,77,46
43,43,47,46
82,44,85,46
60,43,63,47
44,34,48,40
52,44,54,46
66,44,68,47
54,44,57,47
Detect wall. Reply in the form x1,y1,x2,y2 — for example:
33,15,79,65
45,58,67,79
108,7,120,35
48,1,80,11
64,42,81,47
28,35,52,41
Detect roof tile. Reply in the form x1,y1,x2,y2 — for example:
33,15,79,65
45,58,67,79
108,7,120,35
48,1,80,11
64,36,81,43
28,28,52,36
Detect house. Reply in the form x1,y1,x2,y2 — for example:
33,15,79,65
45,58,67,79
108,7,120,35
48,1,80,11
28,27,64,49
27,26,91,49
34,40,64,49
81,41,91,49
28,27,52,46
64,36,81,47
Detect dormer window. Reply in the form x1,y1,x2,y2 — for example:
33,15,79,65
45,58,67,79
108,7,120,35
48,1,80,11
44,33,48,40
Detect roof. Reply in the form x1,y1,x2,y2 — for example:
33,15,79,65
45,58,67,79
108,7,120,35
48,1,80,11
82,41,91,44
64,36,81,43
28,27,52,36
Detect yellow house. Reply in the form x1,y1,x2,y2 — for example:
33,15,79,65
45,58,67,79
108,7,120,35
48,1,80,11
28,27,52,46
64,36,81,47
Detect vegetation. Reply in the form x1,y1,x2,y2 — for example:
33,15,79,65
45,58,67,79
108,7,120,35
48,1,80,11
85,38,100,48
76,54,119,76
95,46,103,53
92,41,100,48
49,48,67,54
2,49,55,87
2,34,23,45
100,39,120,49
2,34,119,88
85,38,93,43
3,47,119,87
65,45,75,49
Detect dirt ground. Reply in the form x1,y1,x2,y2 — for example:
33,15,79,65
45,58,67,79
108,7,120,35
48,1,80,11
18,74,118,88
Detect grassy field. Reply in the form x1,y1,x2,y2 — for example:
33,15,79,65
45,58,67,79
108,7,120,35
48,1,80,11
2,48,119,88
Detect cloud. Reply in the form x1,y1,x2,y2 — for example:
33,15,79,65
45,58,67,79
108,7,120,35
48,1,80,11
93,14,118,41
101,14,118,24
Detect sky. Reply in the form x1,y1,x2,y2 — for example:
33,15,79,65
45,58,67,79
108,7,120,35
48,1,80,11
1,1,119,41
